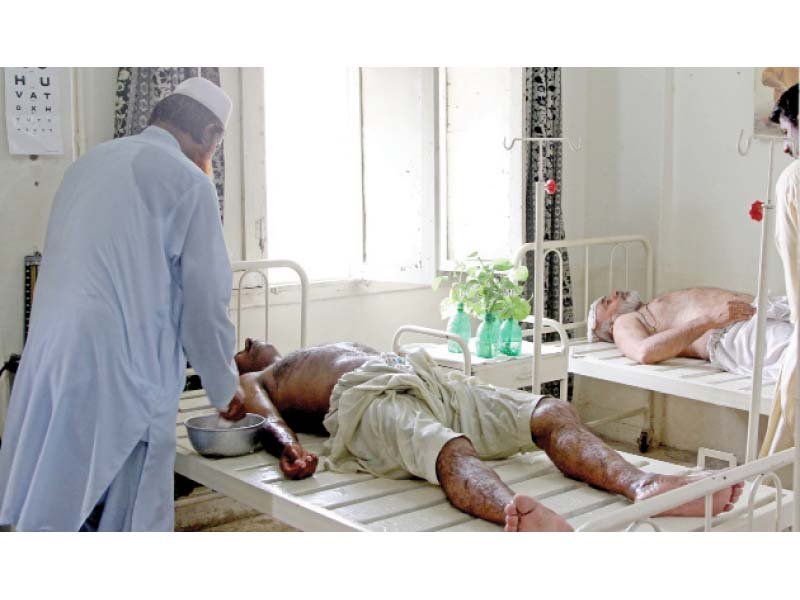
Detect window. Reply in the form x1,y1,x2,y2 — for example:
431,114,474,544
241,67,523,287
439,68,524,268
360,68,436,283
262,67,362,283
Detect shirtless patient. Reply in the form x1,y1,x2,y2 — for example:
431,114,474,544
232,339,743,532
589,288,792,376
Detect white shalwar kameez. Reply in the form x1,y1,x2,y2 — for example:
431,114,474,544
0,126,239,531
762,159,800,456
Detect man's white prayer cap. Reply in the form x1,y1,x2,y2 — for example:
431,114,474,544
172,77,232,128
586,296,603,343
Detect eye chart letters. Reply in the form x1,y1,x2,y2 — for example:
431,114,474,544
5,67,64,155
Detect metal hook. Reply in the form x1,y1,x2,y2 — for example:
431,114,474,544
567,137,583,152
503,137,518,151
737,129,754,156
503,136,582,152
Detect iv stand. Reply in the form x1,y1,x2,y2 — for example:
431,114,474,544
737,130,780,465
504,135,581,392
738,129,800,531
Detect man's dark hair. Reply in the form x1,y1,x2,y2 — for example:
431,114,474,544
770,83,799,127
148,93,224,144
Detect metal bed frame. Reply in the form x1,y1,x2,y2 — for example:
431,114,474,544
173,259,797,532
512,235,781,451
510,231,798,530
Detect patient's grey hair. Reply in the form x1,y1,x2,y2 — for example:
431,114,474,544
588,291,643,343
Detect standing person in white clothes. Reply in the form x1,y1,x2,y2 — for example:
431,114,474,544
761,84,800,456
0,78,245,531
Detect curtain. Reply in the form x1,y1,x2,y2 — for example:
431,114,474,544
113,67,226,221
523,67,575,397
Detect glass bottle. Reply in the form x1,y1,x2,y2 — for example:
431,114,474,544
447,303,472,353
476,312,499,359
499,318,523,356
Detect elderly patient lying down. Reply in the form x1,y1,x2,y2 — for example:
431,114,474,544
588,287,793,379
232,339,743,532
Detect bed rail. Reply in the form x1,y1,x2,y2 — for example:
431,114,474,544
513,235,654,337
521,316,570,398
513,235,653,390
577,447,795,531
231,259,309,351
392,326,472,374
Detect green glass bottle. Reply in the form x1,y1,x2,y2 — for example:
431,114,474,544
476,312,499,359
447,303,472,353
499,318,523,356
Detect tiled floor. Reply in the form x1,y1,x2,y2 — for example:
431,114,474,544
173,439,698,532
174,486,297,532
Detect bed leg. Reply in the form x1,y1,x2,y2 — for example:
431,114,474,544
637,430,651,454
637,392,658,453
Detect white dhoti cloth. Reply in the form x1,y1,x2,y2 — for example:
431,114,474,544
322,349,541,484
761,159,800,457
708,296,793,382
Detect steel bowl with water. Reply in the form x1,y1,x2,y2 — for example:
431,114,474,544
184,413,266,458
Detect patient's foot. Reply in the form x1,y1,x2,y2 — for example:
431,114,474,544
635,471,745,517
504,494,573,532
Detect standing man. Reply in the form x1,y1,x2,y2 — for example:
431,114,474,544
761,83,800,456
0,78,245,531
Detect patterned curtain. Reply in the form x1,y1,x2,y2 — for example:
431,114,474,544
113,67,226,221
523,67,575,398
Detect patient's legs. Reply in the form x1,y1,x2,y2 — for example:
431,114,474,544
530,397,744,517
432,395,744,532
435,437,572,531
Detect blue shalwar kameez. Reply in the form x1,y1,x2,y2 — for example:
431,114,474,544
0,126,239,531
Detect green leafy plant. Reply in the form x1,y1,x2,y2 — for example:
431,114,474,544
433,252,531,322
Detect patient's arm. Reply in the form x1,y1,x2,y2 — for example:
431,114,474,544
615,301,756,365
615,317,716,364
239,372,318,479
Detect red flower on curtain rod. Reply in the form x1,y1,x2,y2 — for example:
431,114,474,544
749,200,764,222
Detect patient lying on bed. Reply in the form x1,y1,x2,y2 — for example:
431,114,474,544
588,288,793,379
232,339,743,532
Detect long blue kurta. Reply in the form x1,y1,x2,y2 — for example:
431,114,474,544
0,126,239,531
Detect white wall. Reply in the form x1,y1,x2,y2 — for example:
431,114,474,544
0,68,87,430
665,68,791,294
563,67,794,459
236,283,447,356
560,68,589,310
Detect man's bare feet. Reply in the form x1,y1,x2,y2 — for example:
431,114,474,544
635,471,745,517
504,494,574,532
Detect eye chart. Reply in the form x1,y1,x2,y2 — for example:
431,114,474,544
4,67,64,155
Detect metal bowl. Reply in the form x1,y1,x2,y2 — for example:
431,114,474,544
184,413,266,458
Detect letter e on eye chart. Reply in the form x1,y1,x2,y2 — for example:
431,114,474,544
4,67,64,155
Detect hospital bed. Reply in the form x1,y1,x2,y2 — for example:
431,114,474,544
173,259,796,532
512,235,782,453
175,394,794,531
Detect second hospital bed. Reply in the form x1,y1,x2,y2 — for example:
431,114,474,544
173,260,796,532
512,235,779,453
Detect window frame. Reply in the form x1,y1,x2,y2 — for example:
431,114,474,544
237,67,525,290
240,67,268,263
358,67,438,285
436,67,526,272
